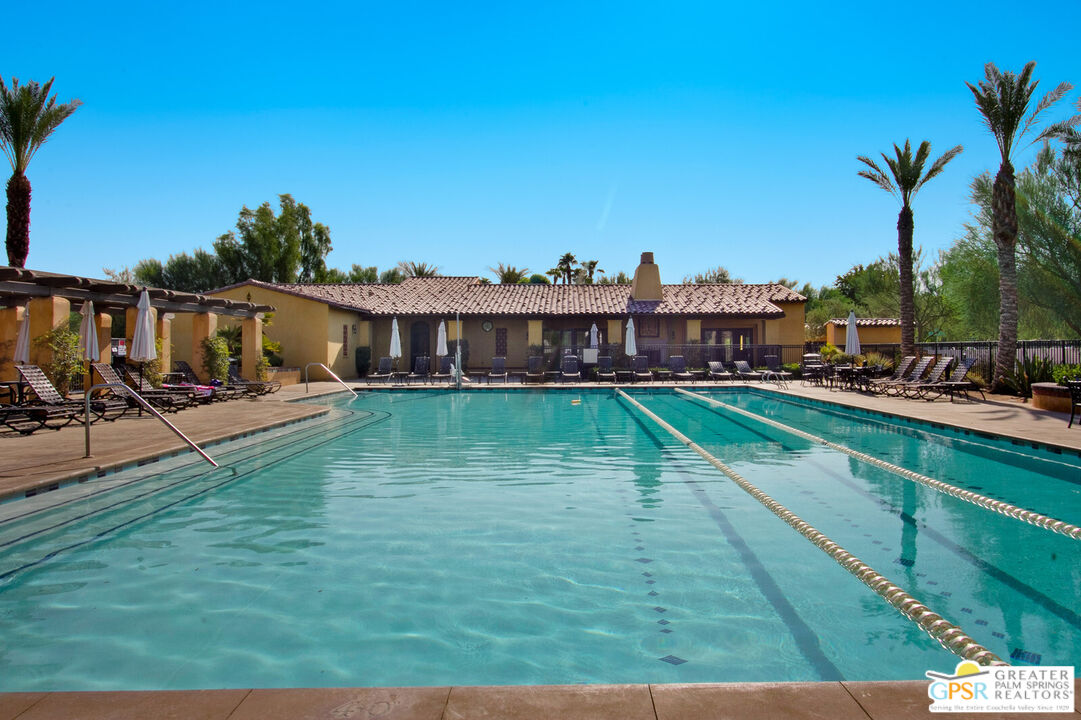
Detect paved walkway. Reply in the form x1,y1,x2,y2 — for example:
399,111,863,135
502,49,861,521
2,380,1079,718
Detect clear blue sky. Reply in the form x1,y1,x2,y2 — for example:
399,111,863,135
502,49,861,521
5,1,1079,288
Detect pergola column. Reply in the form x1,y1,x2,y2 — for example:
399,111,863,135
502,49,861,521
241,314,262,379
29,296,71,369
0,305,22,381
157,313,172,376
191,312,218,382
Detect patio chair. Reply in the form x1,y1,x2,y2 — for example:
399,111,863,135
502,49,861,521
93,363,196,413
228,364,281,395
706,361,732,382
732,360,763,382
1067,381,1081,428
128,366,213,405
867,356,916,392
174,361,244,401
407,356,430,385
876,356,933,396
525,356,546,384
595,355,616,383
367,356,394,384
898,356,954,398
16,364,126,428
560,354,581,383
488,357,508,384
431,356,453,383
920,358,986,402
763,355,792,381
632,355,652,382
667,355,695,383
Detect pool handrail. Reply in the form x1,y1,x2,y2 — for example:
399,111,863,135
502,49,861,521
304,363,359,398
84,382,219,468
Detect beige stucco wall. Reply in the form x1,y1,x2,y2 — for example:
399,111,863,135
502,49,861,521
825,322,900,346
763,301,806,347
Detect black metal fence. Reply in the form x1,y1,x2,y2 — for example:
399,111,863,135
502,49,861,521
541,339,1081,381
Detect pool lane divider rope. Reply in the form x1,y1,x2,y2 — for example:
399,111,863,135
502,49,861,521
615,389,1005,666
673,388,1081,542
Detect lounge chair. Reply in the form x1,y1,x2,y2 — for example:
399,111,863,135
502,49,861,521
488,357,508,384
525,356,546,384
228,365,281,395
632,355,652,382
706,361,732,382
667,355,695,383
174,361,244,401
920,358,986,402
867,356,916,392
898,356,953,398
560,354,581,383
876,356,934,396
129,367,213,405
431,356,453,383
732,360,763,382
1069,381,1081,428
407,356,430,385
93,363,196,413
595,355,616,383
367,356,394,384
16,364,127,428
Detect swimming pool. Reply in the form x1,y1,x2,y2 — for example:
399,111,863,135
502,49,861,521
0,388,1077,690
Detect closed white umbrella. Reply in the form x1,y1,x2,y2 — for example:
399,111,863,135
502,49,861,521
589,323,599,349
78,301,99,362
625,318,637,357
129,290,157,362
13,302,30,364
436,320,448,357
844,310,861,356
389,318,402,360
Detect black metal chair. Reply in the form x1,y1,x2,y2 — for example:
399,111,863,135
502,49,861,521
1068,380,1081,428
668,355,695,383
560,355,581,383
632,355,652,382
595,355,616,383
407,356,430,384
488,357,508,383
706,361,732,382
431,356,453,383
525,356,546,384
367,356,394,384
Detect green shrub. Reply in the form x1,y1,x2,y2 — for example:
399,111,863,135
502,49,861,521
1052,363,1081,385
201,336,230,382
819,342,840,362
782,362,801,378
830,352,853,365
254,355,270,381
862,352,893,372
34,326,82,396
1004,356,1055,398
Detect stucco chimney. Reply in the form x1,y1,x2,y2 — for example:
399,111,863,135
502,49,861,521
630,252,662,300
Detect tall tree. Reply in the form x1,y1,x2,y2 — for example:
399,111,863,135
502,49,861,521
0,77,81,267
682,266,743,284
544,267,562,284
579,259,603,284
488,263,530,283
213,194,331,284
556,252,577,284
857,139,962,357
966,61,1074,390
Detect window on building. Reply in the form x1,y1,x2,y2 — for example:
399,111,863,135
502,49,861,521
495,327,507,356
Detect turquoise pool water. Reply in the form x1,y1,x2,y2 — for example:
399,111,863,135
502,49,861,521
0,388,1077,690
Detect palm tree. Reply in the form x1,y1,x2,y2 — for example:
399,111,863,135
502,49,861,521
0,77,81,267
545,267,562,284
488,263,530,284
966,61,1074,391
580,259,603,284
396,260,440,277
556,252,577,284
857,139,962,357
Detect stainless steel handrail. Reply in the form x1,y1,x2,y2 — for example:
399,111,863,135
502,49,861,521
304,363,359,398
84,383,219,468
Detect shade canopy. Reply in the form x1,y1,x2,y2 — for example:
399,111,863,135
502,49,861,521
13,302,30,364
129,290,157,362
389,318,402,359
844,310,861,356
625,318,637,357
78,301,100,361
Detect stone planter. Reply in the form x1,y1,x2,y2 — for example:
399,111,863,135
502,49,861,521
1031,382,1071,413
266,366,301,386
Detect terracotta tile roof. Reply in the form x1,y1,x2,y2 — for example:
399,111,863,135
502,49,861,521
219,278,805,317
829,317,901,327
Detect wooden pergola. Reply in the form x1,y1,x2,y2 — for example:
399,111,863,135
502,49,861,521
0,266,275,383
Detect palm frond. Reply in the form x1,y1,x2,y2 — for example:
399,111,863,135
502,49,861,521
915,145,963,191
856,155,897,199
1021,81,1073,143
0,76,81,173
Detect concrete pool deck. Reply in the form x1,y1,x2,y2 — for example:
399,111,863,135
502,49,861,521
2,379,1079,718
